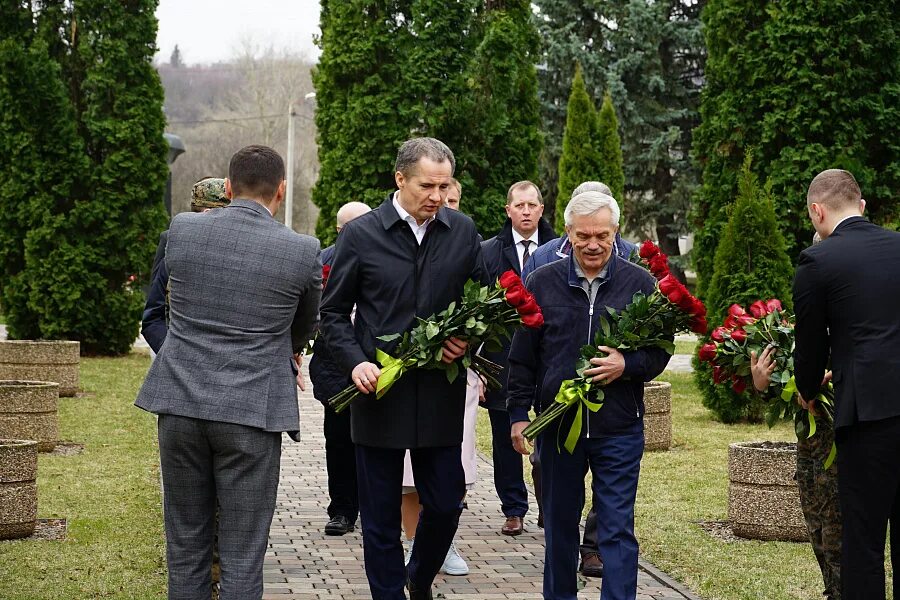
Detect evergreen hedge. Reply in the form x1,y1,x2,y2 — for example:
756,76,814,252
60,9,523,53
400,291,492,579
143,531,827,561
0,2,168,354
692,0,900,300
595,92,625,217
694,156,794,423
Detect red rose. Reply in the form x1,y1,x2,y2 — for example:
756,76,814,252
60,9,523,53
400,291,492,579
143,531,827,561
639,240,659,259
505,282,528,307
690,316,708,334
676,290,694,312
517,295,541,315
521,311,544,328
322,264,331,288
648,253,669,279
728,304,747,318
698,342,717,362
499,270,521,289
730,328,747,343
723,315,737,329
736,314,756,327
658,274,679,296
690,297,707,317
749,300,768,318
731,376,747,394
766,298,783,313
711,327,728,342
713,365,727,384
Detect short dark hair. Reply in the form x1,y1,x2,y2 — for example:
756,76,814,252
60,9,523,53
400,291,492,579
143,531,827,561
807,169,861,210
228,145,285,201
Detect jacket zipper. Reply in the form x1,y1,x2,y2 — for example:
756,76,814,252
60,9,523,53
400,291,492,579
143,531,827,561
583,283,594,439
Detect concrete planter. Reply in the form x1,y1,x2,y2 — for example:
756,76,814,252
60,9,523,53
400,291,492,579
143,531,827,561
728,441,807,542
0,439,38,540
643,381,672,451
0,340,80,397
0,381,59,452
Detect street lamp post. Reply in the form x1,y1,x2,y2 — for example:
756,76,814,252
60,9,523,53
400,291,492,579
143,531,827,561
284,92,316,233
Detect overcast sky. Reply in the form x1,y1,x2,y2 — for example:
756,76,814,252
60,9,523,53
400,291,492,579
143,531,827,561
155,0,321,65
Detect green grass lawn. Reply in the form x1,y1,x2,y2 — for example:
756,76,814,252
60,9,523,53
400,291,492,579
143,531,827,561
674,339,697,356
0,353,165,600
475,371,893,600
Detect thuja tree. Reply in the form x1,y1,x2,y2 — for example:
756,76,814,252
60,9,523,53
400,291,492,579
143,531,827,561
692,0,900,300
453,0,542,236
312,0,415,247
555,63,602,231
694,157,794,423
594,92,625,216
0,1,169,354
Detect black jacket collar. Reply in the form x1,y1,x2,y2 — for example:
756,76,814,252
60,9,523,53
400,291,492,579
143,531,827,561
378,193,452,231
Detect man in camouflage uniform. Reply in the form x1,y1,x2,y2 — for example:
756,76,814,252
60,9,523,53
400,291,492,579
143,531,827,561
142,177,230,352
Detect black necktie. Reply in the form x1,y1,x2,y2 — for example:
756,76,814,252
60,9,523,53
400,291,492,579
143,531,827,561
520,240,531,271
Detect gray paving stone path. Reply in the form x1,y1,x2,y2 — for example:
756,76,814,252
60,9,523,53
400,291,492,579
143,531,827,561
262,368,701,600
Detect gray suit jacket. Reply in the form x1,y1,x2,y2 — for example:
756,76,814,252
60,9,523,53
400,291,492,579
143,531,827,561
135,199,321,435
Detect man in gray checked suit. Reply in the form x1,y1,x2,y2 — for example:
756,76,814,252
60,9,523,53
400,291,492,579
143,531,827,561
136,145,321,600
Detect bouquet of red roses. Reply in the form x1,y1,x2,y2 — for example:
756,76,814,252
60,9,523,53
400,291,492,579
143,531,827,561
697,300,836,464
522,241,707,452
327,271,543,413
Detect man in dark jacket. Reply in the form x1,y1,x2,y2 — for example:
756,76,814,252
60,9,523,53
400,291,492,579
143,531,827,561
793,169,900,600
320,138,489,600
479,180,556,536
508,190,670,600
309,201,371,536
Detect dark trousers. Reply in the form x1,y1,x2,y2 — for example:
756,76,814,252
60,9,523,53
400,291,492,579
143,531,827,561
540,432,644,600
488,408,528,517
355,444,465,600
836,415,900,600
323,405,358,522
158,415,282,600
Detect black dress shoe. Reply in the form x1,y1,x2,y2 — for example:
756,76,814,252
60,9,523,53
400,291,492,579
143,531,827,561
407,578,433,600
324,515,355,536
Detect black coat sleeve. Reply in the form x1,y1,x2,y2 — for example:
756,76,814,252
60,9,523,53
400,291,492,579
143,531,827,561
793,250,829,401
320,224,369,373
141,232,170,353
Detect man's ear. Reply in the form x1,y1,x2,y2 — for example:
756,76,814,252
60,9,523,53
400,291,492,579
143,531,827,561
395,170,405,190
276,179,287,201
224,179,233,199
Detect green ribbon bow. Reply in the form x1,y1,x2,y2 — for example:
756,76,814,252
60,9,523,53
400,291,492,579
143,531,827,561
375,349,417,399
782,375,837,469
554,379,604,453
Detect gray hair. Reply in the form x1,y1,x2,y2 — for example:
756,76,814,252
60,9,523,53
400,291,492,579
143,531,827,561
394,137,456,177
572,181,612,198
564,191,621,227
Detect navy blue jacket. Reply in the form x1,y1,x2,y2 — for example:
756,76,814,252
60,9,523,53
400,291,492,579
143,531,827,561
522,232,636,282
507,253,671,438
141,230,169,353
308,245,349,403
478,217,557,411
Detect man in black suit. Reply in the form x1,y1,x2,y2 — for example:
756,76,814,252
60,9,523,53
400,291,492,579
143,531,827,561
309,201,371,536
479,180,556,537
793,168,900,600
320,137,488,600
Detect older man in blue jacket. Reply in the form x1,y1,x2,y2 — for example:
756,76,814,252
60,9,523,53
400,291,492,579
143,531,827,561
507,190,670,600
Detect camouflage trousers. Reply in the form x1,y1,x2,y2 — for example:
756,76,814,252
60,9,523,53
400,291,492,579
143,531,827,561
796,417,842,600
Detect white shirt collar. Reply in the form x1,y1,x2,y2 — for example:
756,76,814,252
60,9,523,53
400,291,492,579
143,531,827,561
512,228,537,247
392,191,434,244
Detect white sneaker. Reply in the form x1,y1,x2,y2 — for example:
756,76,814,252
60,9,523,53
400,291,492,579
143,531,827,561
404,537,414,567
441,542,469,576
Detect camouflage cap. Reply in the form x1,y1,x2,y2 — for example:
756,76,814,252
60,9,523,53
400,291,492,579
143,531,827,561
190,177,229,210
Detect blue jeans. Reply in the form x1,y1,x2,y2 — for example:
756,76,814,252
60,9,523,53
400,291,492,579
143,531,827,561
540,432,644,600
